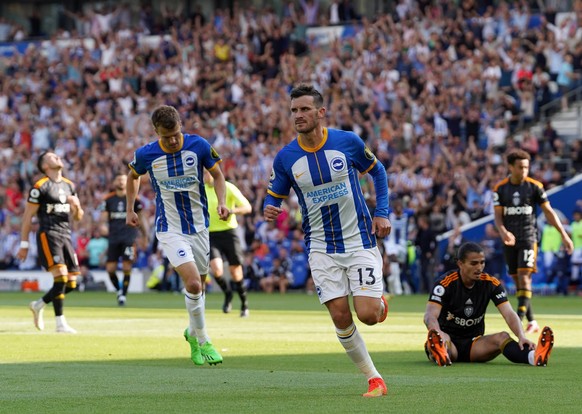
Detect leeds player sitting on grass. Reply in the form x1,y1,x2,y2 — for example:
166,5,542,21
423,242,554,367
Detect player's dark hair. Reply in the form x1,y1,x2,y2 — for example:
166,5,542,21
290,84,324,108
151,105,181,130
37,151,49,174
457,242,483,261
506,149,530,166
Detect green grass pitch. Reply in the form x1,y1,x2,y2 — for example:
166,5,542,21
1,291,581,413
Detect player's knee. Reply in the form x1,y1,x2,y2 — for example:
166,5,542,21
331,309,353,328
356,307,380,325
357,313,378,326
496,331,511,347
183,278,203,294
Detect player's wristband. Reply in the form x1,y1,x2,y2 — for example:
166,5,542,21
20,241,29,249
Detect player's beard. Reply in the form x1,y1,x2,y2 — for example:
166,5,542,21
294,120,316,134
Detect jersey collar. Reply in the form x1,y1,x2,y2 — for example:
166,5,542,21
298,127,327,153
158,133,184,153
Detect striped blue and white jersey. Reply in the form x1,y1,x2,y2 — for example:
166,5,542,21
129,133,221,235
386,208,415,247
266,127,388,254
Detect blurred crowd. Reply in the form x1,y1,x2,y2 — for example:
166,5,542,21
1,0,582,294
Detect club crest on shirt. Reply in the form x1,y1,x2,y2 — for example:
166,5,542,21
464,306,474,317
512,191,520,206
364,146,375,160
330,157,345,172
185,156,195,167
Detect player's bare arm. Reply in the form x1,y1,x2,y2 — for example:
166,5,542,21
16,203,40,262
125,171,141,227
498,302,535,350
209,166,229,221
231,199,252,217
67,195,84,221
372,216,391,238
264,204,283,222
423,302,443,333
494,207,515,246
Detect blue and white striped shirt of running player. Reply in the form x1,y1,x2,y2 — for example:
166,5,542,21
128,133,221,235
264,127,389,254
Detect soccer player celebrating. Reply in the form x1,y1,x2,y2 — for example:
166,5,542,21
424,242,554,367
126,105,228,366
18,151,84,333
263,84,391,397
493,149,573,333
99,173,149,306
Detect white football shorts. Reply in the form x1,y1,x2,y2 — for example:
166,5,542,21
156,229,210,275
309,247,384,304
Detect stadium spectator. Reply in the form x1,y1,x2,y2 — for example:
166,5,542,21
423,242,555,367
261,246,296,294
86,224,108,270
414,214,437,294
383,198,415,295
299,0,320,25
263,84,390,398
0,217,20,270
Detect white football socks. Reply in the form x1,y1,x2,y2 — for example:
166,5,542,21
185,292,210,345
336,323,381,380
